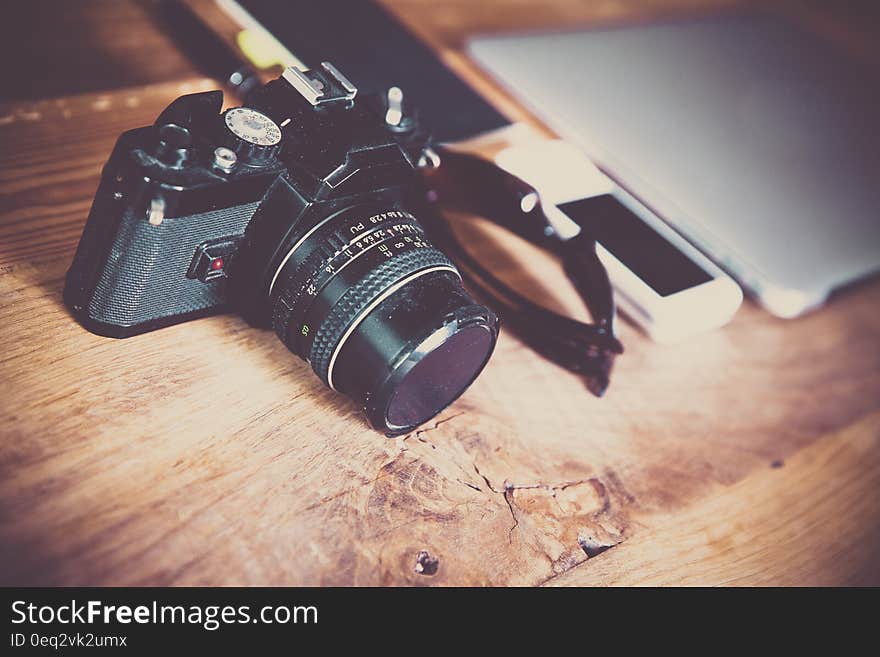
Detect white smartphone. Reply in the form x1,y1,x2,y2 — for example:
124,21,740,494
495,140,742,343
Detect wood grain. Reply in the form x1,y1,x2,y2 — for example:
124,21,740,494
547,412,880,586
0,1,878,586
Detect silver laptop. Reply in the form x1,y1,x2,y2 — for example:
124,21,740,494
469,14,880,318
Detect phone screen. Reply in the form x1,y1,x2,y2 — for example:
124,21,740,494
557,195,713,297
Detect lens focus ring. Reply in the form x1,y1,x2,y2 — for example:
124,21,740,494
271,208,423,350
306,247,457,386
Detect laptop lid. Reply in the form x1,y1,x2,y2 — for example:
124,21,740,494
470,13,880,317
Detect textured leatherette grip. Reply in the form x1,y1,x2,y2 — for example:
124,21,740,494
308,248,456,385
88,202,260,328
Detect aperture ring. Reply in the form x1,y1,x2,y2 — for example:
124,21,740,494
308,248,458,387
272,222,427,354
272,239,342,347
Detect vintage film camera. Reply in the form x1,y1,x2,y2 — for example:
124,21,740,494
64,62,498,435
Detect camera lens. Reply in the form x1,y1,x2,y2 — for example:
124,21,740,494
268,204,497,435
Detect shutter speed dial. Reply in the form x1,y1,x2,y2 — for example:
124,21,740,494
222,107,282,165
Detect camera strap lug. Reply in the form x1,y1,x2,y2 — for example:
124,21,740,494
147,198,166,226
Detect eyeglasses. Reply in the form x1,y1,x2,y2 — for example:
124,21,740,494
419,145,623,396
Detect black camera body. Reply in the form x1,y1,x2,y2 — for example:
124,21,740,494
67,63,423,335
65,63,498,434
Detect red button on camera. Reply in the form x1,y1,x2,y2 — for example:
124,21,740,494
209,257,225,271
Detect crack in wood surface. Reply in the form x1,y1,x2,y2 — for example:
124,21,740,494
471,463,518,543
470,463,625,551
401,412,466,450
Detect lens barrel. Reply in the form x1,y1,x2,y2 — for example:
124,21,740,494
269,205,497,435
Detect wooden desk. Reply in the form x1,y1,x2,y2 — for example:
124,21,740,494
1,0,878,586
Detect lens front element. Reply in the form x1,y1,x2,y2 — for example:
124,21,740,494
385,323,496,430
